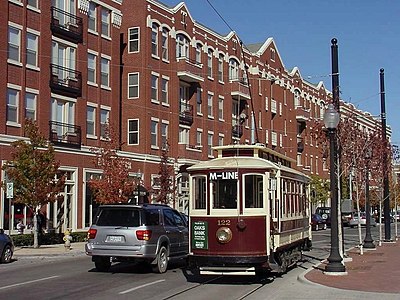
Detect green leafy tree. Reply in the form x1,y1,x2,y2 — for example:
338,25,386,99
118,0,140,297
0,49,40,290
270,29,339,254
310,175,330,208
151,141,176,205
88,126,136,204
1,119,65,248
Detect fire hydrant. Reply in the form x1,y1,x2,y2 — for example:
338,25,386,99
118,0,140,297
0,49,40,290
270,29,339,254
63,229,72,250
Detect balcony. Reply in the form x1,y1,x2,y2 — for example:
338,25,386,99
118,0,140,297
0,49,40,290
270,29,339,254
177,57,204,83
50,64,82,97
179,103,194,126
232,124,244,138
49,121,81,149
295,106,310,122
51,7,83,43
230,79,250,100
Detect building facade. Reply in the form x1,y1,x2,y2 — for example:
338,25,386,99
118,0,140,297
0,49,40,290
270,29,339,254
0,0,389,232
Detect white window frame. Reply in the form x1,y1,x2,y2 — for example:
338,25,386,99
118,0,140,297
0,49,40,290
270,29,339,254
179,125,190,145
100,107,110,139
161,120,169,148
218,96,224,121
195,43,202,64
229,58,239,81
207,132,214,157
25,90,37,120
100,56,110,88
151,118,159,149
196,129,202,147
196,87,203,115
128,27,139,53
128,72,139,99
207,92,214,118
218,54,224,82
8,24,22,64
86,104,96,138
88,2,97,33
207,49,213,78
128,119,139,145
26,30,39,68
101,8,110,38
161,27,168,61
7,86,20,125
161,76,169,105
151,73,159,103
87,51,97,85
151,23,159,58
176,34,189,58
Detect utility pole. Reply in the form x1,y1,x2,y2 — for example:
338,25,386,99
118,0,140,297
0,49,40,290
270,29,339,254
380,68,391,241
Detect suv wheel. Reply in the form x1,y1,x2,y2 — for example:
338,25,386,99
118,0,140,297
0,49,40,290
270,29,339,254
94,256,111,272
1,245,13,263
152,246,168,274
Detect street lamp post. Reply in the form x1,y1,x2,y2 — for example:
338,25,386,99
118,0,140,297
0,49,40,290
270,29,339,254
363,148,375,249
324,104,346,274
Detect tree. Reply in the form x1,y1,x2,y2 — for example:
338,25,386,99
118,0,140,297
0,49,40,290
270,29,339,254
1,119,65,248
151,141,176,205
88,126,136,204
310,175,330,208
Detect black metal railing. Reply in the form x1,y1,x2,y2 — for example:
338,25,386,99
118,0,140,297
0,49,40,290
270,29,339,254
50,64,82,97
179,103,193,125
49,121,81,148
51,6,83,43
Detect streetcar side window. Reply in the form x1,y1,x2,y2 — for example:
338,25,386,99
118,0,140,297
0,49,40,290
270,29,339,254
192,176,206,209
244,174,263,208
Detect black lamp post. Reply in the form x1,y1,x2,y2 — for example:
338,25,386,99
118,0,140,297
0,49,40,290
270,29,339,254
324,104,346,273
363,148,375,248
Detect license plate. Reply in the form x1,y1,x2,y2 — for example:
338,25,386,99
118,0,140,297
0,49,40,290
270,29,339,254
105,235,125,243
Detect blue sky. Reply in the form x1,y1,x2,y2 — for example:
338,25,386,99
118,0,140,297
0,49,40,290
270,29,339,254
161,0,400,146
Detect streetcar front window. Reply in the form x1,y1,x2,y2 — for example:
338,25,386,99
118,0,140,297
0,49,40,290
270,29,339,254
192,176,206,209
244,174,263,208
212,178,237,209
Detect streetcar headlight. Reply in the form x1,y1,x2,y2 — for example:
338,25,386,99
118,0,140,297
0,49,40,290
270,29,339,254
216,227,232,244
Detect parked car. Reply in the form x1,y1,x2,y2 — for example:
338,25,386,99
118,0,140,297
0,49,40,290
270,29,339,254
341,211,353,227
349,212,377,228
0,229,14,263
311,214,327,231
315,207,331,227
85,203,189,273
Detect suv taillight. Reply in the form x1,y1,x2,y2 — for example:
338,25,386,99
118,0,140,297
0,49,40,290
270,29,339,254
136,230,152,241
88,228,97,239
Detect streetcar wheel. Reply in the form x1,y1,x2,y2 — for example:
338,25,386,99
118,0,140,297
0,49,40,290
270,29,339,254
152,246,168,274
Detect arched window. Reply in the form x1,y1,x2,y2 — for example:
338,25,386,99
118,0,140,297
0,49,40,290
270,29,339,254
294,89,301,107
207,49,213,77
195,43,202,64
229,58,239,81
151,23,159,56
176,34,189,59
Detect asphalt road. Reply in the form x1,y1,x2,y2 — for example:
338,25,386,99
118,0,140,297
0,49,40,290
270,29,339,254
0,225,392,300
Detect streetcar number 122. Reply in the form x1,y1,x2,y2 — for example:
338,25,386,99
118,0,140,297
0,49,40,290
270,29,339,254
217,219,231,226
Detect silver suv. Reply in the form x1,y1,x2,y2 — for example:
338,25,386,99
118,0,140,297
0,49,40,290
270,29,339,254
85,204,188,273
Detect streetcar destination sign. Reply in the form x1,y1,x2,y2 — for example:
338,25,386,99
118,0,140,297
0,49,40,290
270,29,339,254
192,221,208,250
209,171,238,180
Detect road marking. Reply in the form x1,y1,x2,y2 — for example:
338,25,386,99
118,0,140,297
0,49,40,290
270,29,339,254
119,279,165,295
0,275,60,290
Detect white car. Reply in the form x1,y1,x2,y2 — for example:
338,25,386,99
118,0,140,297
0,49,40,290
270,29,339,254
349,212,377,228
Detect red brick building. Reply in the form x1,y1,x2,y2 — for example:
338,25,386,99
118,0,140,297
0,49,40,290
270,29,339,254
0,0,387,232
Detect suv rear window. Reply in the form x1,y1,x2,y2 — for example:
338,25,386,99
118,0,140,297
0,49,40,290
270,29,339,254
96,208,141,227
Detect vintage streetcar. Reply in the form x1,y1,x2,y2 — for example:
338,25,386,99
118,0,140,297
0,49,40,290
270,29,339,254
187,144,312,276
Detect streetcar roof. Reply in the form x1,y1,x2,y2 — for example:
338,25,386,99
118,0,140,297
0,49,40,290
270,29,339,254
187,156,278,171
187,156,309,180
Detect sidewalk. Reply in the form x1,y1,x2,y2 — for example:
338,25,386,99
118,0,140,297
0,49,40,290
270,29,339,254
13,242,86,258
302,240,400,294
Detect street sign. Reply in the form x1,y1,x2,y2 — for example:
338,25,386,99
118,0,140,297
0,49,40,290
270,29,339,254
6,182,13,199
